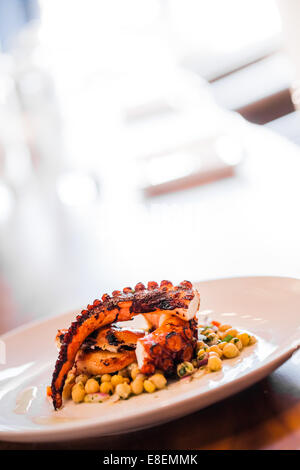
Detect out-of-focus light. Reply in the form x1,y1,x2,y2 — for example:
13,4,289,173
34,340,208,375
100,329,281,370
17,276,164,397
215,135,244,166
0,182,14,222
57,172,99,207
291,81,300,107
5,144,32,186
0,75,14,104
146,151,200,186
18,71,45,96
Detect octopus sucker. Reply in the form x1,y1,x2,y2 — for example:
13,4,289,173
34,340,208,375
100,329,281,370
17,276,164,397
51,280,200,409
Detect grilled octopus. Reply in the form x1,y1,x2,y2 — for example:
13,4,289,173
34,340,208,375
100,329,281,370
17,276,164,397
51,280,200,409
56,325,146,376
136,314,198,375
55,325,145,353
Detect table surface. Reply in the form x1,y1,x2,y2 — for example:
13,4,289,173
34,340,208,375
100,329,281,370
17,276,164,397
1,115,300,450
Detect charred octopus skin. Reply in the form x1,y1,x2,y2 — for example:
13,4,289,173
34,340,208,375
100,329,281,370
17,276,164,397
51,280,200,410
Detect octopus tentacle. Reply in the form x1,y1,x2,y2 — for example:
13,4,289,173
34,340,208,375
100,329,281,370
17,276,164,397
51,280,199,409
51,304,120,410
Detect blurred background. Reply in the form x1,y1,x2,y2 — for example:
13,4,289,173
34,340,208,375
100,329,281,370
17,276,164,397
0,0,300,333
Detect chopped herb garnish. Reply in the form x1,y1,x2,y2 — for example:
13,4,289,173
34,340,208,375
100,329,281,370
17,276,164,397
223,334,233,342
233,338,239,343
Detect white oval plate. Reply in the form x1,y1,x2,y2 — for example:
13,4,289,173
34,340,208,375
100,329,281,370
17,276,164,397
1,276,300,443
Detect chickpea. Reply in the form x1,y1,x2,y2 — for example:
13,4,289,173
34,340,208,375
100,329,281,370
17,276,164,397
196,341,206,351
230,338,243,351
144,380,156,393
111,374,125,387
101,374,111,383
85,378,100,394
131,367,141,381
100,382,114,395
237,332,250,347
72,382,86,403
208,351,219,358
224,328,238,338
149,373,167,390
75,373,89,384
197,348,206,361
249,335,257,345
127,362,138,373
197,348,208,361
208,345,223,357
219,324,232,332
136,373,146,381
62,383,73,400
65,371,76,385
223,342,239,358
208,355,223,372
115,383,131,399
177,361,194,378
131,377,144,395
